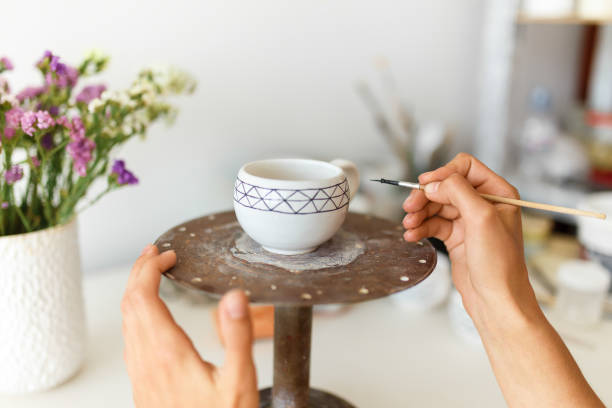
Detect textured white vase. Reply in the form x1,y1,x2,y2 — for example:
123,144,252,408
0,219,86,394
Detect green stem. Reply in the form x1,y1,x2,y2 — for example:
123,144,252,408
14,204,31,232
47,139,69,157
35,138,55,226
77,185,114,214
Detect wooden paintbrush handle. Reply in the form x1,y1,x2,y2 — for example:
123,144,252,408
478,193,607,220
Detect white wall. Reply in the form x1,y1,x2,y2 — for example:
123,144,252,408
2,0,485,272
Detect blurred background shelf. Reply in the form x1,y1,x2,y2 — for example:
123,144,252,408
516,14,612,25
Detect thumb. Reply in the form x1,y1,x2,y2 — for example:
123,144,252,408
219,290,257,386
423,173,491,219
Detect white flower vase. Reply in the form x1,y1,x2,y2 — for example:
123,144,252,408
0,219,86,394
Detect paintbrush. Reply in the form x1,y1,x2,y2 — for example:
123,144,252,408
370,178,607,220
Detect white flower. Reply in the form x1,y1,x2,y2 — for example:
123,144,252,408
0,93,18,107
101,90,132,107
141,91,155,105
121,123,133,135
88,98,104,113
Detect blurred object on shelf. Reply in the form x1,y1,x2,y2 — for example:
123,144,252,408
521,0,575,19
355,81,413,177
577,192,612,288
510,88,597,224
584,25,612,186
522,213,554,257
544,135,590,181
518,87,590,184
577,0,612,20
213,305,274,343
390,252,451,311
447,289,482,347
587,26,612,112
413,121,452,176
353,159,407,221
528,233,582,293
555,259,611,325
356,57,451,182
527,234,612,319
520,87,559,151
585,112,612,186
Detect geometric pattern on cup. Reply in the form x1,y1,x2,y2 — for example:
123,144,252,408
234,178,350,214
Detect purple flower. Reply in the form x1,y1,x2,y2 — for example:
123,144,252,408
49,106,59,116
38,51,63,73
16,86,45,102
35,110,54,129
41,133,55,150
56,116,71,128
3,128,15,139
38,50,52,64
70,117,85,140
4,165,23,184
0,57,13,70
37,52,78,88
75,84,107,104
67,138,95,176
58,66,78,88
111,160,139,185
49,56,66,74
31,156,41,167
20,111,37,136
65,117,94,176
5,107,23,128
1,202,8,209
45,66,78,88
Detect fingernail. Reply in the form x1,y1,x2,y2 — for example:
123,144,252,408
141,244,152,255
425,182,439,193
225,291,247,320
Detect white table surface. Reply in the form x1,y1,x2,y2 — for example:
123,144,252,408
2,266,611,407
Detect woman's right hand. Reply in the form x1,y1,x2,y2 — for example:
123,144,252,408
402,153,604,408
402,153,539,325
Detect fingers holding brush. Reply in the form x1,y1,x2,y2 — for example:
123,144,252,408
403,216,453,243
402,201,459,229
402,188,428,213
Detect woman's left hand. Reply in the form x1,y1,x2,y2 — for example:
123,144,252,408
121,244,259,408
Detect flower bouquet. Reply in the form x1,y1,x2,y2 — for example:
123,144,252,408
0,50,195,394
0,50,196,235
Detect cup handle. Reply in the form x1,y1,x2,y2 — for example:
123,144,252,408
330,159,360,200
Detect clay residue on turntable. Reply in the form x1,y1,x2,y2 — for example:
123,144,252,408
229,229,365,272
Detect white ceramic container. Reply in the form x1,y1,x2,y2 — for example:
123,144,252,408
555,259,610,326
0,219,86,394
234,158,359,254
576,192,612,290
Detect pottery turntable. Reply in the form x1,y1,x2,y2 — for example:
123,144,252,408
155,210,436,408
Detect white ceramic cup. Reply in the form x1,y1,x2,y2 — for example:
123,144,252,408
233,158,359,255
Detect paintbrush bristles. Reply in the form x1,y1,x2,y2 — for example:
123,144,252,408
370,178,400,186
